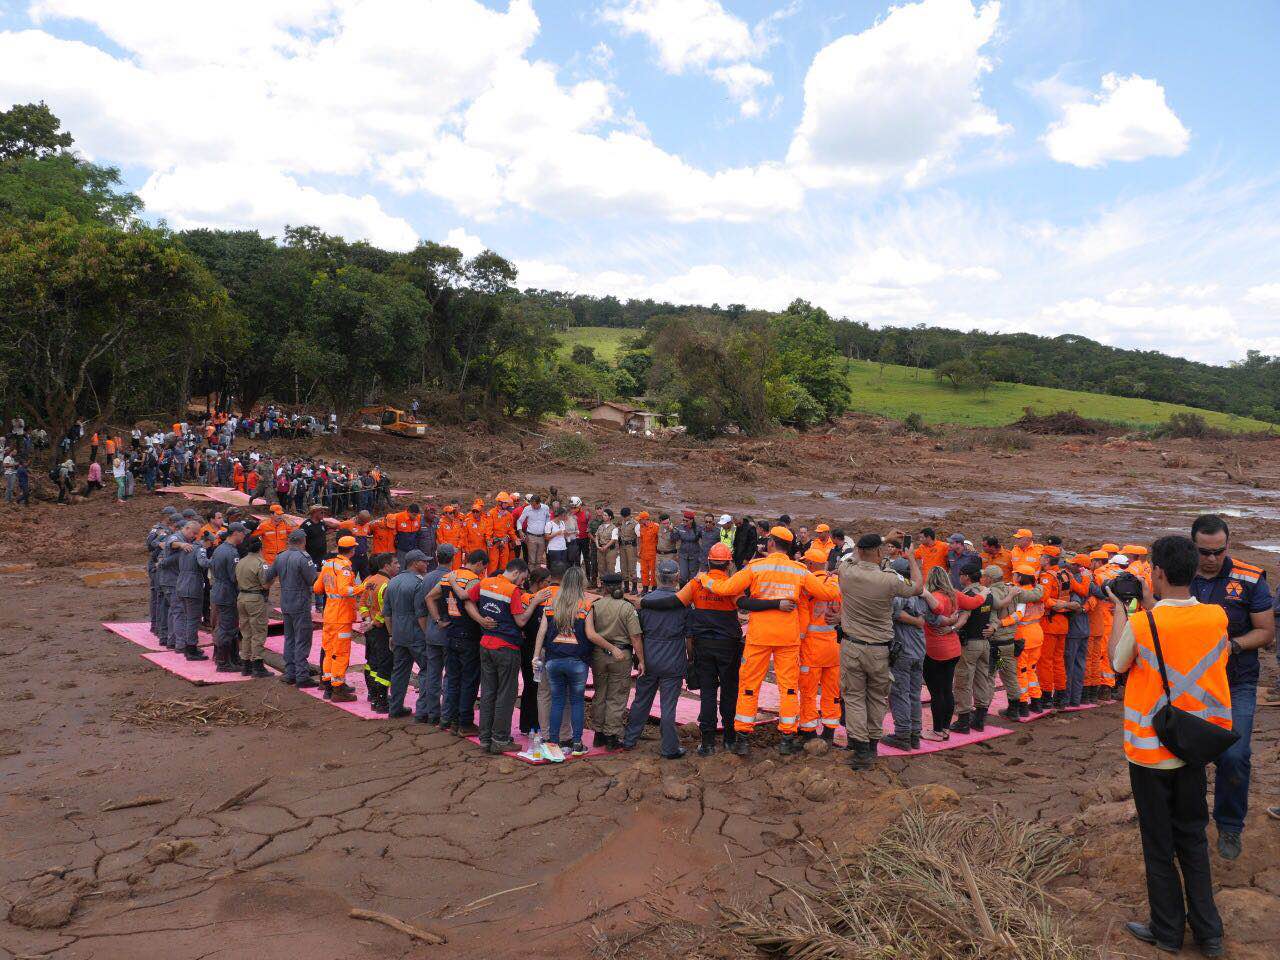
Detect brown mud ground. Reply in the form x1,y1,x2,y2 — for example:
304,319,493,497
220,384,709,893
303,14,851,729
2,415,1278,959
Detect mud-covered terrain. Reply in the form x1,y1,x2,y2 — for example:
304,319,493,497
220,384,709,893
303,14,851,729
2,416,1277,959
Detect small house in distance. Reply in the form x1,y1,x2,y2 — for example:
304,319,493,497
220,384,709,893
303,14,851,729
587,400,663,433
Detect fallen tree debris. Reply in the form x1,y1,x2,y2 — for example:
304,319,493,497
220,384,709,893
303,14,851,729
101,795,170,812
210,776,270,813
349,907,447,944
719,807,1088,960
113,696,292,729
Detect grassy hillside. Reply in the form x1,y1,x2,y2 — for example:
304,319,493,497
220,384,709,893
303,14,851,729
559,326,1273,433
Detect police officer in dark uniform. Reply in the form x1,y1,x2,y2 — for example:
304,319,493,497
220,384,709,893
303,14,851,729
621,559,689,758
1189,514,1275,861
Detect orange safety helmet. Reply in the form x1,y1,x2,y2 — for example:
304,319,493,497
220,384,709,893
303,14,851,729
707,542,733,562
337,535,357,548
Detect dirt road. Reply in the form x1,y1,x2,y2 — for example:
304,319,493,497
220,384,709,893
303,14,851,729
2,417,1278,959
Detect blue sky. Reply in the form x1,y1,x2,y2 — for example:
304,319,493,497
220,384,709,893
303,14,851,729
2,0,1279,364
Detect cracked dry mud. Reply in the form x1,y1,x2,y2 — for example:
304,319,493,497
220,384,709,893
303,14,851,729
2,420,1278,959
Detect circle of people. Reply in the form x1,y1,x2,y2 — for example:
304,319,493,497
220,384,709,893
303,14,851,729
143,487,1175,766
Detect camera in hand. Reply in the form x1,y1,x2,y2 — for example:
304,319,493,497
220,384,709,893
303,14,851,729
1110,571,1144,605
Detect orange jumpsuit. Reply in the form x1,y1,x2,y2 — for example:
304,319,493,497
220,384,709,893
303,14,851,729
254,516,295,565
638,520,659,589
701,552,840,735
233,461,245,492
1089,564,1119,690
980,548,1013,581
437,514,464,569
486,507,516,574
371,516,396,557
1038,570,1067,697
1005,594,1045,704
461,510,491,571
313,554,358,688
797,570,842,734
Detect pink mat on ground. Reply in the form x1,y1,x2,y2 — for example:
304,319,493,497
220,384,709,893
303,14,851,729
988,688,1100,722
832,712,1014,756
140,649,277,684
104,621,212,651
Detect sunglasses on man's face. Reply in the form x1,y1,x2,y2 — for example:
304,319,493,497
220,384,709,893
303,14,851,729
1198,546,1227,557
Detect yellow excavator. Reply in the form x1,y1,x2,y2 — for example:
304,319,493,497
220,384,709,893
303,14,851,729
352,405,428,438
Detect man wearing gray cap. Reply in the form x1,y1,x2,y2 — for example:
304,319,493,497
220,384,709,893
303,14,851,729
235,533,271,677
210,524,245,672
146,508,178,640
265,529,319,687
385,549,431,719
986,565,1037,719
946,534,982,589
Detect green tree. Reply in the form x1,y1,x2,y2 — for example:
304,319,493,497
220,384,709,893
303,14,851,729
0,216,232,448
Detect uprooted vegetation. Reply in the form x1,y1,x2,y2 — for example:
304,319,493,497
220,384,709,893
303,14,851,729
598,807,1090,960
1012,408,1115,436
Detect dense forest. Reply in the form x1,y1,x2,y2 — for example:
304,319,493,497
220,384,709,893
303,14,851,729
3,101,1277,453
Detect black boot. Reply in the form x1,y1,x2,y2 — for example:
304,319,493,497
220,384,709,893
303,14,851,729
730,733,749,756
697,733,716,757
1029,697,1045,713
971,707,987,732
1018,701,1030,719
819,727,835,742
214,659,237,674
949,712,971,734
778,734,799,756
241,658,254,676
910,733,921,750
251,659,269,678
849,741,873,770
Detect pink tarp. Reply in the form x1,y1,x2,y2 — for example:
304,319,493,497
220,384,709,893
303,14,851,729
831,714,1014,755
141,649,277,684
104,621,211,651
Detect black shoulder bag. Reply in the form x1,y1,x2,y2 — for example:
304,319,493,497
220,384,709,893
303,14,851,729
1146,610,1239,765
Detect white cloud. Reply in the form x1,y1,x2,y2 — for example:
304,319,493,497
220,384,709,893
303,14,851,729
139,163,419,251
1244,283,1280,307
601,0,767,72
601,0,775,116
1106,282,1219,305
445,227,485,259
2,0,798,233
1043,73,1190,168
1034,299,1236,358
787,0,1007,188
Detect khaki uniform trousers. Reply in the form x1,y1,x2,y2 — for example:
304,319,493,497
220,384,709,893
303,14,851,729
953,638,995,713
237,593,269,661
590,647,633,736
840,641,892,743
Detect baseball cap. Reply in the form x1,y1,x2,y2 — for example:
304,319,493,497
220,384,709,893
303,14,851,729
161,505,178,516
1122,544,1147,556
403,549,428,566
768,525,794,543
269,504,283,514
1041,545,1061,558
718,513,732,525
638,511,650,520
1014,528,1033,539
570,496,582,506
815,523,830,534
682,509,696,519
1089,550,1110,561
803,546,828,564
337,535,357,548
288,530,306,543
1101,542,1120,553
657,558,679,577
948,533,965,543
888,557,910,576
1013,562,1038,577
983,565,1004,581
708,543,732,562
471,499,484,510
1112,554,1131,566
181,508,198,519
1070,553,1091,565
856,533,883,550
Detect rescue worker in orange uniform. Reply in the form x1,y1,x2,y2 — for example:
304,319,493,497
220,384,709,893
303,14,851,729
313,535,360,702
335,509,375,580
980,536,1013,581
437,505,464,570
913,527,950,578
370,513,397,558
797,546,842,742
1001,561,1046,716
388,504,422,566
462,499,492,572
699,526,840,757
1011,528,1042,568
1124,544,1153,589
1038,545,1068,711
637,511,659,590
809,524,835,563
486,494,517,574
232,459,245,493
253,504,296,566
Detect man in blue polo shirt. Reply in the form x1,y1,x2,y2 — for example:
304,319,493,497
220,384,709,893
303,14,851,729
1189,514,1275,861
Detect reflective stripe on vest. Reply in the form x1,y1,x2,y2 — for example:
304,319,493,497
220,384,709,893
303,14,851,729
1124,637,1232,727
